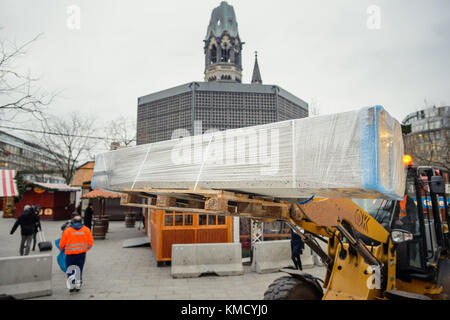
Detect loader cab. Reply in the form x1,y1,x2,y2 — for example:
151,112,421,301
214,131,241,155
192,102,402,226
393,166,449,282
353,165,449,283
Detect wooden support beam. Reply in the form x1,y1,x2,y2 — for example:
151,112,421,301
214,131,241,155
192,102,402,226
120,186,292,222
156,195,177,207
120,193,139,206
205,196,229,212
189,200,205,209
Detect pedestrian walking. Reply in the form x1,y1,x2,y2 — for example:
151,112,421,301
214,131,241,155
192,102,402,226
31,205,42,251
10,205,36,256
290,229,305,271
83,203,94,230
59,214,94,293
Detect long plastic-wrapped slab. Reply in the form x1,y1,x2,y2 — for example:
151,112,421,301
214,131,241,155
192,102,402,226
92,105,405,200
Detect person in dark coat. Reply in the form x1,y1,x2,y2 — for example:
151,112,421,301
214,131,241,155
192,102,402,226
290,229,305,270
10,205,36,256
83,203,94,230
31,205,42,251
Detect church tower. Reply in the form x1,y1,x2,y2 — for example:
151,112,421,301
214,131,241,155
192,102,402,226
204,1,243,83
251,51,263,84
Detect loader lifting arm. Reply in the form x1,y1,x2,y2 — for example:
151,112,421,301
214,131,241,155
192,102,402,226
119,188,389,271
292,198,390,266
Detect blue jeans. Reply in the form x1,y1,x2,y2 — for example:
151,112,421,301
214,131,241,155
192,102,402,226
66,252,86,281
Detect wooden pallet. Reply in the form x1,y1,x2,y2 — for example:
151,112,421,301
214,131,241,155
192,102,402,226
120,186,291,221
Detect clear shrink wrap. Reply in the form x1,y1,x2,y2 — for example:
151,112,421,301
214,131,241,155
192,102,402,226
92,106,405,200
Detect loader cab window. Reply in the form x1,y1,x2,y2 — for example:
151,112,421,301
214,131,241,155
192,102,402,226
391,175,423,271
441,171,450,250
394,167,447,281
351,199,395,231
413,169,446,263
391,187,420,236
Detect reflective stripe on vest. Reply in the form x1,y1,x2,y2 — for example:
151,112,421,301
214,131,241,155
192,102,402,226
65,246,89,252
66,243,89,247
399,195,407,217
65,246,90,254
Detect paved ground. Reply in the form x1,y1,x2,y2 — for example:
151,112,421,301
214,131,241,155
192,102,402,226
0,217,325,300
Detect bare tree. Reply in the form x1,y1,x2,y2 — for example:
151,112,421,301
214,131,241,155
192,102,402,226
103,115,136,149
405,130,450,171
0,32,55,122
39,112,98,185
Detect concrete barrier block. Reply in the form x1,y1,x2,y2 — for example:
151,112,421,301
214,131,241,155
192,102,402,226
171,243,243,278
302,247,315,268
311,240,329,266
0,254,52,299
252,240,315,274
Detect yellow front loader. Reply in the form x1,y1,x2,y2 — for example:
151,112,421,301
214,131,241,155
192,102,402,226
263,164,450,300
120,164,450,300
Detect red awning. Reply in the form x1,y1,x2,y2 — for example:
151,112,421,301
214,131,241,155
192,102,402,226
0,169,18,197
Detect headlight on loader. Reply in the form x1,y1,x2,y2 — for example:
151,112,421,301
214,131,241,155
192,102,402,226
391,229,414,244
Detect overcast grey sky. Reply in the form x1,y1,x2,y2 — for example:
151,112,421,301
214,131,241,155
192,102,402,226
1,0,449,129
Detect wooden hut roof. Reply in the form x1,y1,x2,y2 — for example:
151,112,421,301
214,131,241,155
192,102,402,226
71,161,95,187
81,189,120,199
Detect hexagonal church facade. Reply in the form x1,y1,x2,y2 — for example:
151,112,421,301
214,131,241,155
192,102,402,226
137,1,308,145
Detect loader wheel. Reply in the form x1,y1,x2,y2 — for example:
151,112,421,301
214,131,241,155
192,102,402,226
263,276,322,300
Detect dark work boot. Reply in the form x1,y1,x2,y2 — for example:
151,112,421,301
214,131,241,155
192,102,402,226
75,280,82,292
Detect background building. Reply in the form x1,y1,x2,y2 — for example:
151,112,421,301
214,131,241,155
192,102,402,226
402,106,450,170
137,82,308,144
136,1,308,145
136,1,309,256
0,130,65,184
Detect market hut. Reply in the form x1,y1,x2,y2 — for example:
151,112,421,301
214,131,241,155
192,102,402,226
81,189,120,239
0,169,19,218
14,182,80,220
72,161,127,221
71,161,95,209
149,208,233,266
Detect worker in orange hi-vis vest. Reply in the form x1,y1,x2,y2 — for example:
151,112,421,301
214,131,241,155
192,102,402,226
399,195,408,218
59,214,94,293
394,194,418,234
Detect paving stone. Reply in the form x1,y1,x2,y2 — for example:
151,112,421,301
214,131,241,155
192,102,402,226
0,219,325,300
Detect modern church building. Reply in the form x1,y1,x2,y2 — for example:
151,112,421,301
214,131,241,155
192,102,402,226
136,1,309,145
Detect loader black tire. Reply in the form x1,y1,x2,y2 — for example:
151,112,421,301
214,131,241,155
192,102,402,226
263,276,322,300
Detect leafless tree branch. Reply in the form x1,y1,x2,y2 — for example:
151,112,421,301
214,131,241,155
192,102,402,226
0,32,57,122
103,115,136,149
406,130,450,171
38,112,99,184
